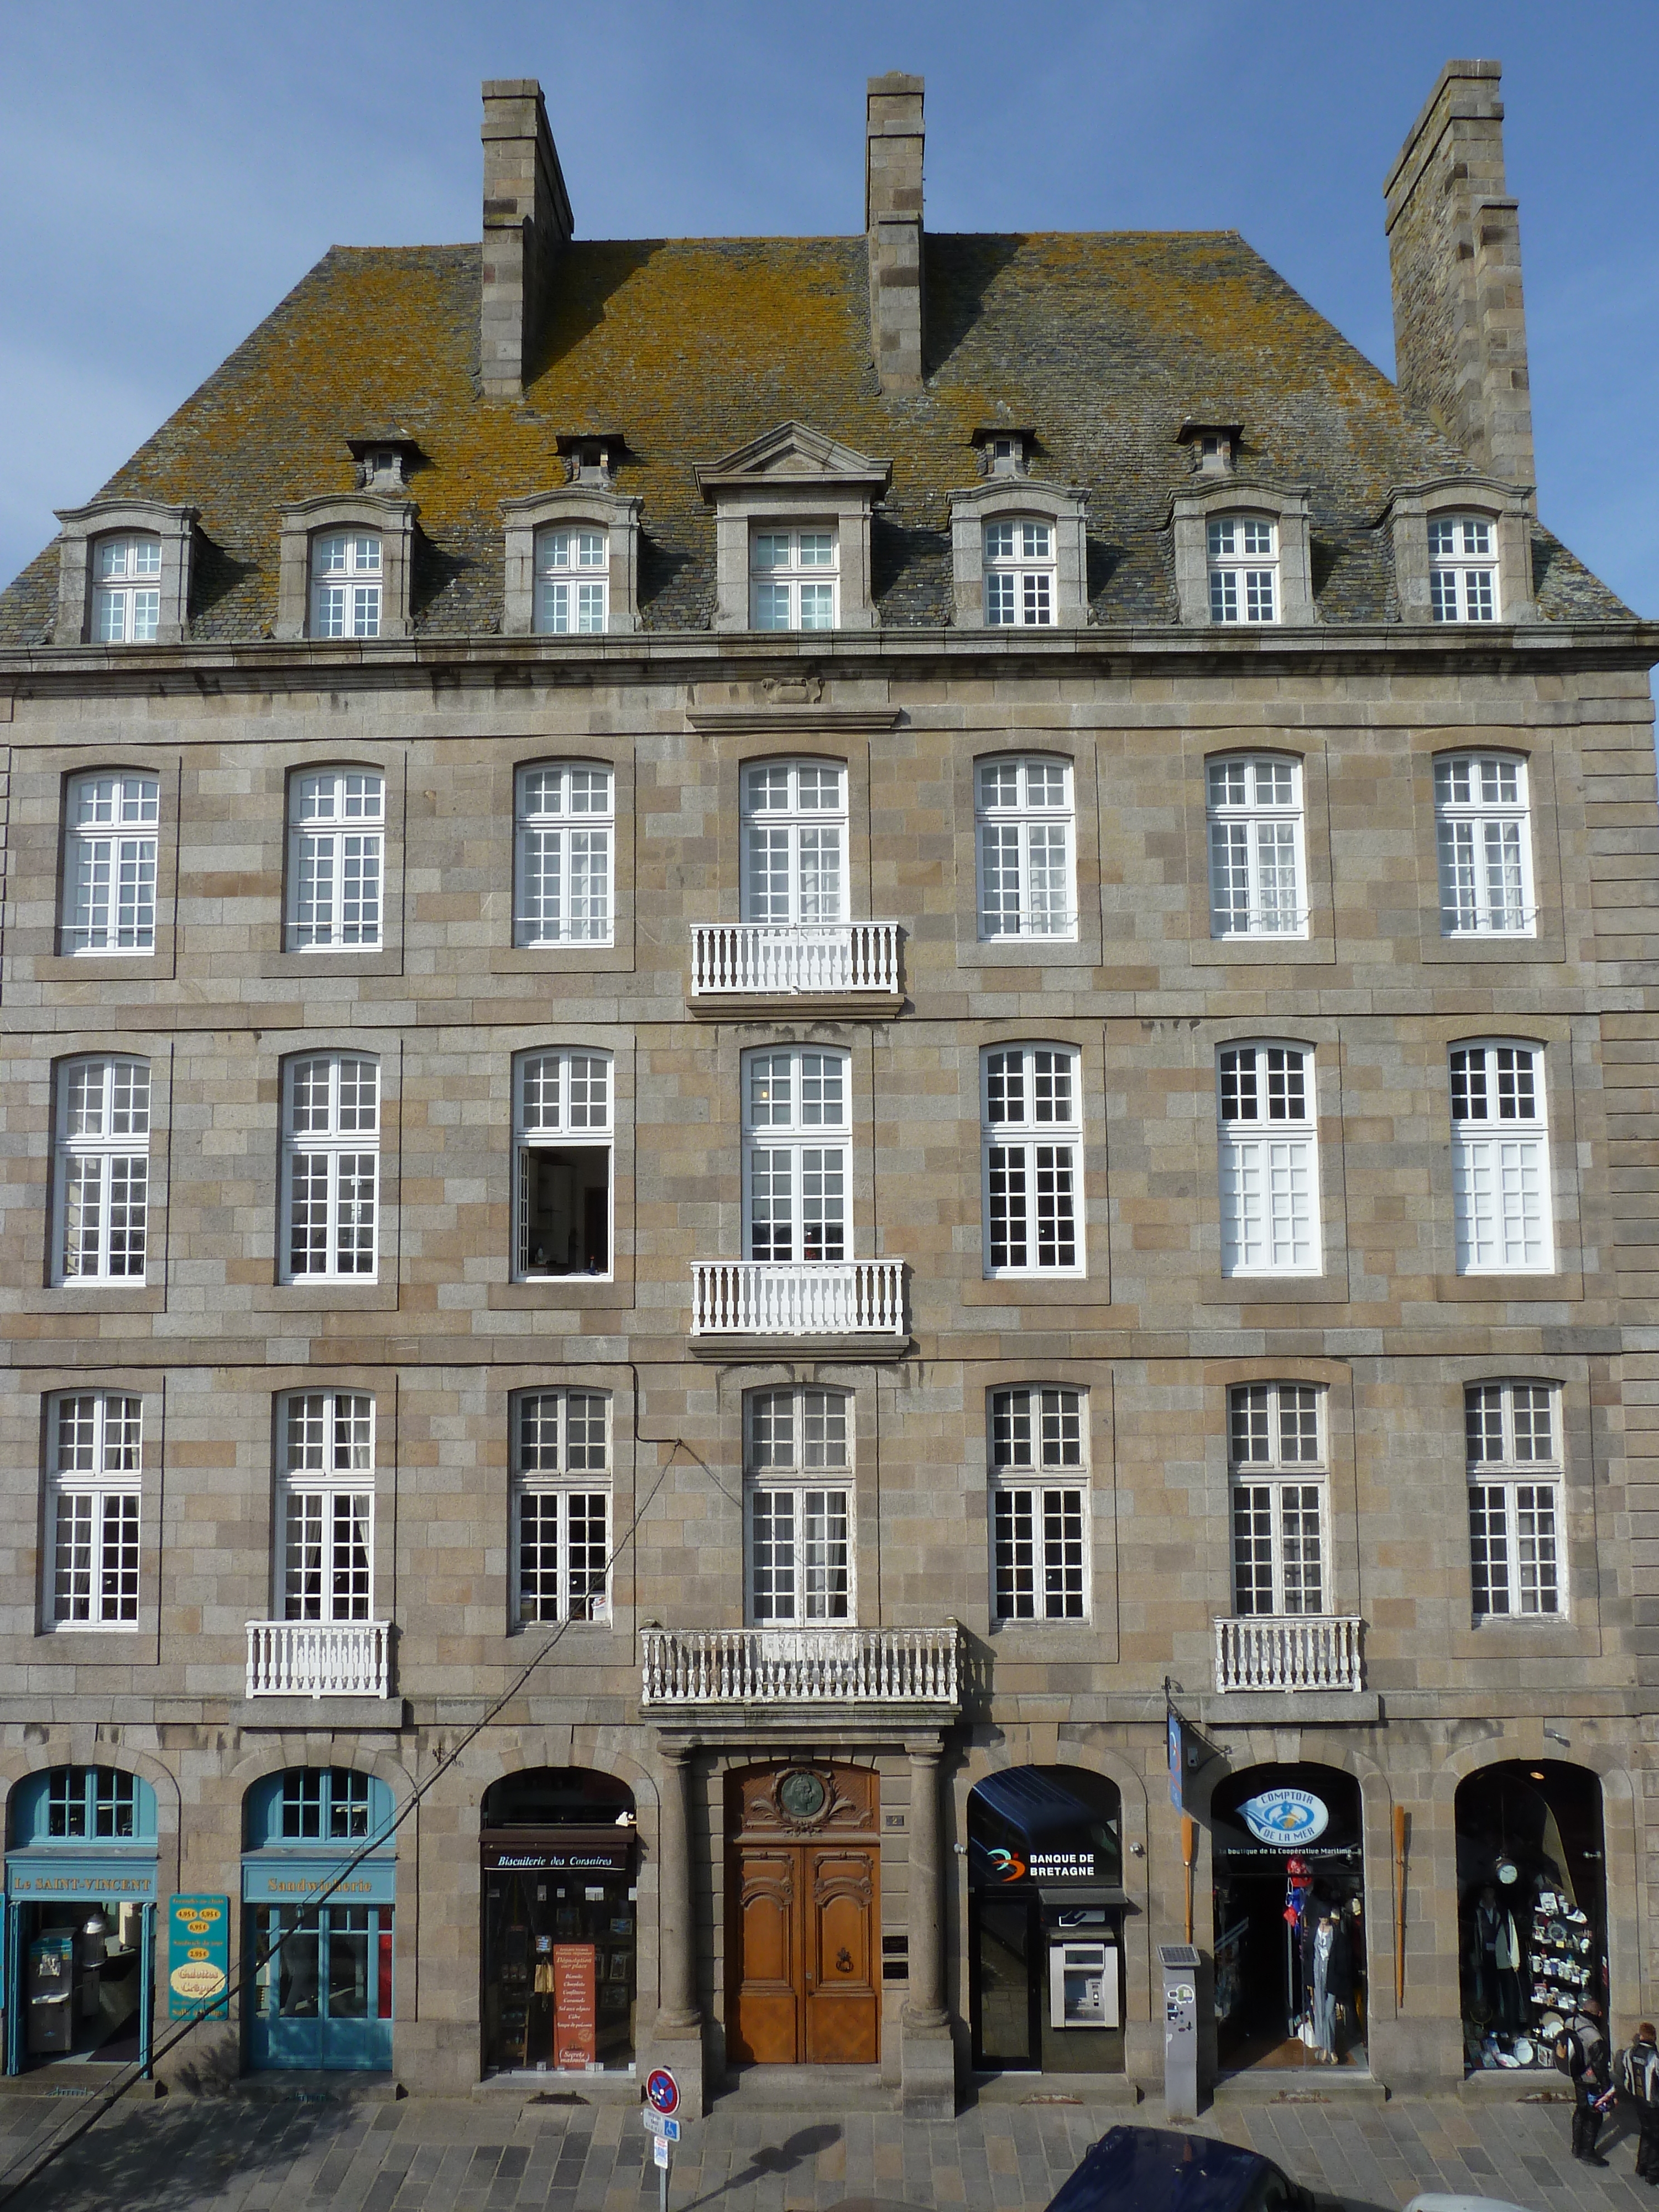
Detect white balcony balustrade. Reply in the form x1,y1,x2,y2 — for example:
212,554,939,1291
1213,1615,1364,1694
690,1259,905,1342
689,922,901,1004
246,1620,392,1700
641,1625,960,1710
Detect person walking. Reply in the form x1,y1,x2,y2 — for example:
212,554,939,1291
1620,2021,1659,2183
1556,1997,1613,2166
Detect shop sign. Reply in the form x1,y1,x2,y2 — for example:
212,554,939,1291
1239,1789,1329,1846
5,1855,158,1902
241,1857,396,1905
553,1943,597,2069
483,1844,634,1875
168,1893,230,2019
1030,1850,1098,1881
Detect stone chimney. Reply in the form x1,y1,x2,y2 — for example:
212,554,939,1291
481,80,573,399
865,72,925,392
1384,59,1535,487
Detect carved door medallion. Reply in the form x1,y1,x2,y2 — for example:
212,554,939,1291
726,1764,880,2065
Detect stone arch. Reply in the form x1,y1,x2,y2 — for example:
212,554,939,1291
0,1738,183,1889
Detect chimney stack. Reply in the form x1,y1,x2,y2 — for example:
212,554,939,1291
1384,59,1535,487
481,80,573,399
865,73,925,392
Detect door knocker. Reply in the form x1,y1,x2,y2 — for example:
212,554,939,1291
835,1947,853,1974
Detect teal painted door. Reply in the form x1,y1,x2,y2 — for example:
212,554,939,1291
248,1905,392,2069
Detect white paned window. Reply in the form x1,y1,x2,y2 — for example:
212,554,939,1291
1218,1044,1320,1276
535,528,608,634
1451,1042,1552,1274
47,1392,141,1627
1229,1382,1326,1615
750,528,837,632
279,1391,374,1622
61,771,159,954
287,769,384,948
513,761,614,947
1207,756,1307,937
310,533,382,638
989,1385,1087,1621
1428,514,1498,623
745,1386,851,1624
92,535,161,643
743,1046,848,1264
1434,753,1534,936
740,760,847,925
54,1056,149,1285
511,1390,611,1625
982,1045,1082,1276
983,519,1055,626
281,1054,379,1281
514,1048,613,1279
975,755,1076,940
1467,1381,1562,1618
1208,514,1278,623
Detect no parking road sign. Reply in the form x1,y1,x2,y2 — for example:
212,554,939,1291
645,2067,680,2116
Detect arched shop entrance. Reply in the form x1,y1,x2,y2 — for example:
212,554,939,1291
481,1768,638,2079
1210,1764,1366,2075
968,1766,1125,2076
4,1767,158,2074
1457,1760,1607,2076
242,1767,396,2071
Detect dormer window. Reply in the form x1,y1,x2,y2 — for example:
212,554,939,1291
1177,420,1242,478
1381,478,1534,627
310,534,382,639
1208,515,1278,624
92,536,163,643
984,520,1055,627
1428,514,1498,623
536,529,608,634
971,426,1035,479
559,435,622,487
750,529,838,632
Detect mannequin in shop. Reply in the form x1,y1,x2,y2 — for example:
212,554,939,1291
1301,1903,1355,2064
1473,1884,1523,2033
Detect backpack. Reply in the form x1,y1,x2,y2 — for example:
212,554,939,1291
1623,2042,1659,2105
1555,2029,1585,2080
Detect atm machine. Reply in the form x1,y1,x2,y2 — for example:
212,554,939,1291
27,1933,74,2057
1048,1936,1120,2032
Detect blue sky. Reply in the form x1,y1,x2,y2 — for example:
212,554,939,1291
2,1,1656,615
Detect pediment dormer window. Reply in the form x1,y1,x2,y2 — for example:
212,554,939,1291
695,421,891,634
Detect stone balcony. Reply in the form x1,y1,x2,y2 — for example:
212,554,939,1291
246,1620,392,1700
640,1625,961,1715
1212,1615,1364,1695
687,921,904,1014
688,1258,907,1358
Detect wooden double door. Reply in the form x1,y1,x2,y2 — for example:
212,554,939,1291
726,1764,879,2066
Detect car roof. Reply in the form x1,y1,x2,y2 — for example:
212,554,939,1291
1045,2127,1280,2212
1403,2197,1533,2212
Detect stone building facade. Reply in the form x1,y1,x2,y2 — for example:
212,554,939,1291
0,60,1655,2110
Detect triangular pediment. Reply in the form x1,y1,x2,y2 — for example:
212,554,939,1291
695,420,891,498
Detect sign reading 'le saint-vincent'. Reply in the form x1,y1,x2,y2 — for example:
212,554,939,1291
1238,1788,1329,1846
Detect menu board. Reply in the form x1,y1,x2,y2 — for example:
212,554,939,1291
553,1943,596,2069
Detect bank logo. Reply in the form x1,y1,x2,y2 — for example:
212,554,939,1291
987,1846,1027,1882
1239,1787,1329,1845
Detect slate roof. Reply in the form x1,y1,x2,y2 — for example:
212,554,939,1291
0,230,1633,643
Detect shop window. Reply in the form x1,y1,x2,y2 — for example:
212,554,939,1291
744,1385,852,1625
53,1056,150,1286
1449,1042,1552,1275
740,759,847,925
989,1386,1088,1621
981,1045,1083,1277
1466,1381,1563,1618
1228,1383,1327,1616
975,756,1077,940
1217,1044,1321,1278
510,1390,611,1625
60,770,159,955
45,1391,142,1628
513,762,614,947
513,1049,612,1278
742,1045,849,1264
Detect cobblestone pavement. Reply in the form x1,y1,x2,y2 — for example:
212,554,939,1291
0,2085,1650,2212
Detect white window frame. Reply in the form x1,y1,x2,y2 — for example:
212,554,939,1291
46,1392,142,1629
739,759,848,926
981,1044,1083,1279
749,526,838,632
91,534,162,643
277,1390,375,1623
742,1045,850,1264
983,518,1056,627
743,1385,853,1625
53,1056,150,1285
513,761,615,947
1207,513,1279,624
61,771,159,955
280,1053,380,1282
1428,513,1498,623
975,755,1077,941
988,1385,1088,1622
1227,1383,1327,1616
286,768,385,950
513,1048,614,1280
309,532,382,639
1434,753,1535,937
535,528,609,635
1217,1044,1321,1277
1450,1041,1552,1275
510,1390,611,1626
1465,1381,1563,1619
1206,755,1308,938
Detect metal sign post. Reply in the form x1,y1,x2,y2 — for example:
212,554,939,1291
644,2067,680,2212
